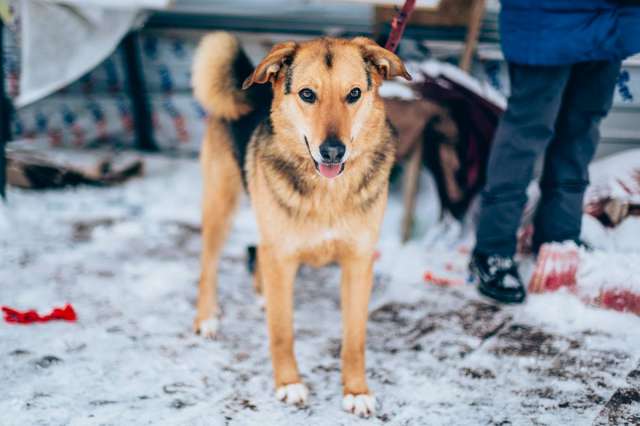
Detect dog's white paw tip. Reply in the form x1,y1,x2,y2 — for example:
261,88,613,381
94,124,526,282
255,295,265,309
195,317,219,339
342,394,376,417
276,383,308,406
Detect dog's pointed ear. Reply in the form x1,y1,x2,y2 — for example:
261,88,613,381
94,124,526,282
242,41,298,90
352,37,412,81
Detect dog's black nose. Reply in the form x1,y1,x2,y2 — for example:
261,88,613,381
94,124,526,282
319,137,346,163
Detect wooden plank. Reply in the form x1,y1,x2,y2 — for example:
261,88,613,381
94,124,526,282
401,138,423,242
459,0,486,72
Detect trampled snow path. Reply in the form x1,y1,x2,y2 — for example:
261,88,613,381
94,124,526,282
1,152,639,425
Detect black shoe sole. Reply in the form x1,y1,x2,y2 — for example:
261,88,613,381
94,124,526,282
477,283,526,304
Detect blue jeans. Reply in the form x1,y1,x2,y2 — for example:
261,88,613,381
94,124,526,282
474,60,621,256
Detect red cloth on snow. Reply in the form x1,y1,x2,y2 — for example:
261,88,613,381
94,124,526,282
2,304,77,324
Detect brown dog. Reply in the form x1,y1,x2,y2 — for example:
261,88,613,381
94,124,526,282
192,32,410,417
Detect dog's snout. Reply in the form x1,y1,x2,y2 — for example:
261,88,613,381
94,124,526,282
319,137,346,163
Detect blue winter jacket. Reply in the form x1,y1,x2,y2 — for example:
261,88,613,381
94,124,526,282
500,0,640,65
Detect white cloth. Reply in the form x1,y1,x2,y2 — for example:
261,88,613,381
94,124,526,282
15,0,170,107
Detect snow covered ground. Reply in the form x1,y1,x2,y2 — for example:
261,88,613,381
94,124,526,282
1,150,639,425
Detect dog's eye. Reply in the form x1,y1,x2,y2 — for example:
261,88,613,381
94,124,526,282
298,88,316,103
346,87,361,104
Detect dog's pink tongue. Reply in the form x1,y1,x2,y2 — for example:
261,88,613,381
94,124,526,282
318,163,341,179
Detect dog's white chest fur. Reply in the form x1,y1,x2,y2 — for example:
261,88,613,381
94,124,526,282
280,225,374,256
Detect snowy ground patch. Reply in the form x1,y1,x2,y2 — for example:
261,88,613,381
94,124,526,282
1,152,639,425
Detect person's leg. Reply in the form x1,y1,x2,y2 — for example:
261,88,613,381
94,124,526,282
474,63,572,257
532,61,621,249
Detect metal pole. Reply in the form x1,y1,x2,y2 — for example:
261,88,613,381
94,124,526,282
0,19,9,199
121,31,156,151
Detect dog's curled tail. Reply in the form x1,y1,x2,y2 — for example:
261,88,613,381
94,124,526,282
192,32,254,121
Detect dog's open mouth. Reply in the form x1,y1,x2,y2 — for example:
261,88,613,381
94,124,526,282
315,161,345,179
305,137,345,179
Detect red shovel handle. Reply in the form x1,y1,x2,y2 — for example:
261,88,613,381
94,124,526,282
384,0,417,53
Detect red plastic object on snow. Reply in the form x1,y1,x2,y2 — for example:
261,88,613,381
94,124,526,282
528,243,579,293
598,290,640,315
528,243,640,316
2,303,77,324
424,271,464,287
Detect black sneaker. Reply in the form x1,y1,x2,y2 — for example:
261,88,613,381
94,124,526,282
469,253,526,304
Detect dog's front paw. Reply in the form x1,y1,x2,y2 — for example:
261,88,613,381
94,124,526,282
193,315,219,339
276,383,309,406
342,393,376,417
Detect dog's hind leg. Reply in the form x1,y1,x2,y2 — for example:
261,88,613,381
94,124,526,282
247,244,263,296
194,119,242,338
249,245,266,309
